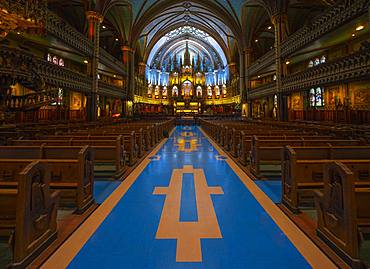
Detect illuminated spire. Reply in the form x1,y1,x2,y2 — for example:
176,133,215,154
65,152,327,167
196,53,201,72
184,41,191,66
173,52,178,70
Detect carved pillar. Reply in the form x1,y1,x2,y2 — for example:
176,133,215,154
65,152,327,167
86,11,103,122
121,46,135,100
138,62,147,96
0,88,7,124
272,13,288,121
239,50,246,101
121,46,135,117
244,48,253,118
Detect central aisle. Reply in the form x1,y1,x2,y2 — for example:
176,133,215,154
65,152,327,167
53,126,327,268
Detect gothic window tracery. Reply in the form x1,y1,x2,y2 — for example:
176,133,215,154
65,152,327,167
309,87,324,107
308,55,326,68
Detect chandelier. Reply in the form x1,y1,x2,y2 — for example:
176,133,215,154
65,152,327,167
0,0,47,38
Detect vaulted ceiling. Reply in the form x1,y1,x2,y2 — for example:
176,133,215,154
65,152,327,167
48,0,339,64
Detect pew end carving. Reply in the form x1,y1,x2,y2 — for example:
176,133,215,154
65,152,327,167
0,161,59,268
316,161,370,269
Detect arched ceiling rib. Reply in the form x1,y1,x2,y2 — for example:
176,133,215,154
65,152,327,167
148,34,227,70
48,0,341,64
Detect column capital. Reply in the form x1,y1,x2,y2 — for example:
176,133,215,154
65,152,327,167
121,46,135,53
271,13,288,26
138,62,147,67
243,47,253,54
86,11,104,23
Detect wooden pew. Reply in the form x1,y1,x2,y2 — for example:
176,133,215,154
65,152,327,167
37,135,128,178
0,161,59,268
66,131,138,165
282,146,370,213
250,137,364,178
0,145,94,213
75,129,144,158
238,133,333,164
10,136,130,175
281,145,370,212
315,161,370,269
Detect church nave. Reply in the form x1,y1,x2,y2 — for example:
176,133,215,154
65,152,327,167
42,126,335,269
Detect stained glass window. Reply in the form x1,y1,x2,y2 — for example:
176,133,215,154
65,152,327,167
309,87,324,107
57,88,63,105
315,87,323,106
274,94,278,108
308,56,326,68
309,88,316,107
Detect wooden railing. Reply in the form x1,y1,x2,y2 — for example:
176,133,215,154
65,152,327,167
289,109,370,124
282,48,370,93
248,82,276,99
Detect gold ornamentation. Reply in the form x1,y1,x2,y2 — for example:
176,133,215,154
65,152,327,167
0,0,47,38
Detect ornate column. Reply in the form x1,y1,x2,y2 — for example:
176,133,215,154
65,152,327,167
228,62,237,96
272,13,288,121
86,11,103,122
0,87,8,124
121,46,135,116
121,46,135,100
239,50,246,100
244,48,253,118
138,62,147,96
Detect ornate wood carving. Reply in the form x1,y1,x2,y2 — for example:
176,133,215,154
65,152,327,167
46,11,126,75
248,49,369,99
0,46,126,100
12,161,59,267
282,49,370,93
248,50,275,76
0,0,47,38
247,0,368,77
249,82,276,99
281,0,369,57
46,11,93,56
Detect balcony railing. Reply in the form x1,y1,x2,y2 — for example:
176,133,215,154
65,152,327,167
46,11,93,56
281,48,370,92
47,11,127,75
248,82,276,99
247,0,367,76
281,0,368,57
98,81,125,98
248,50,275,76
0,45,125,98
99,49,127,75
